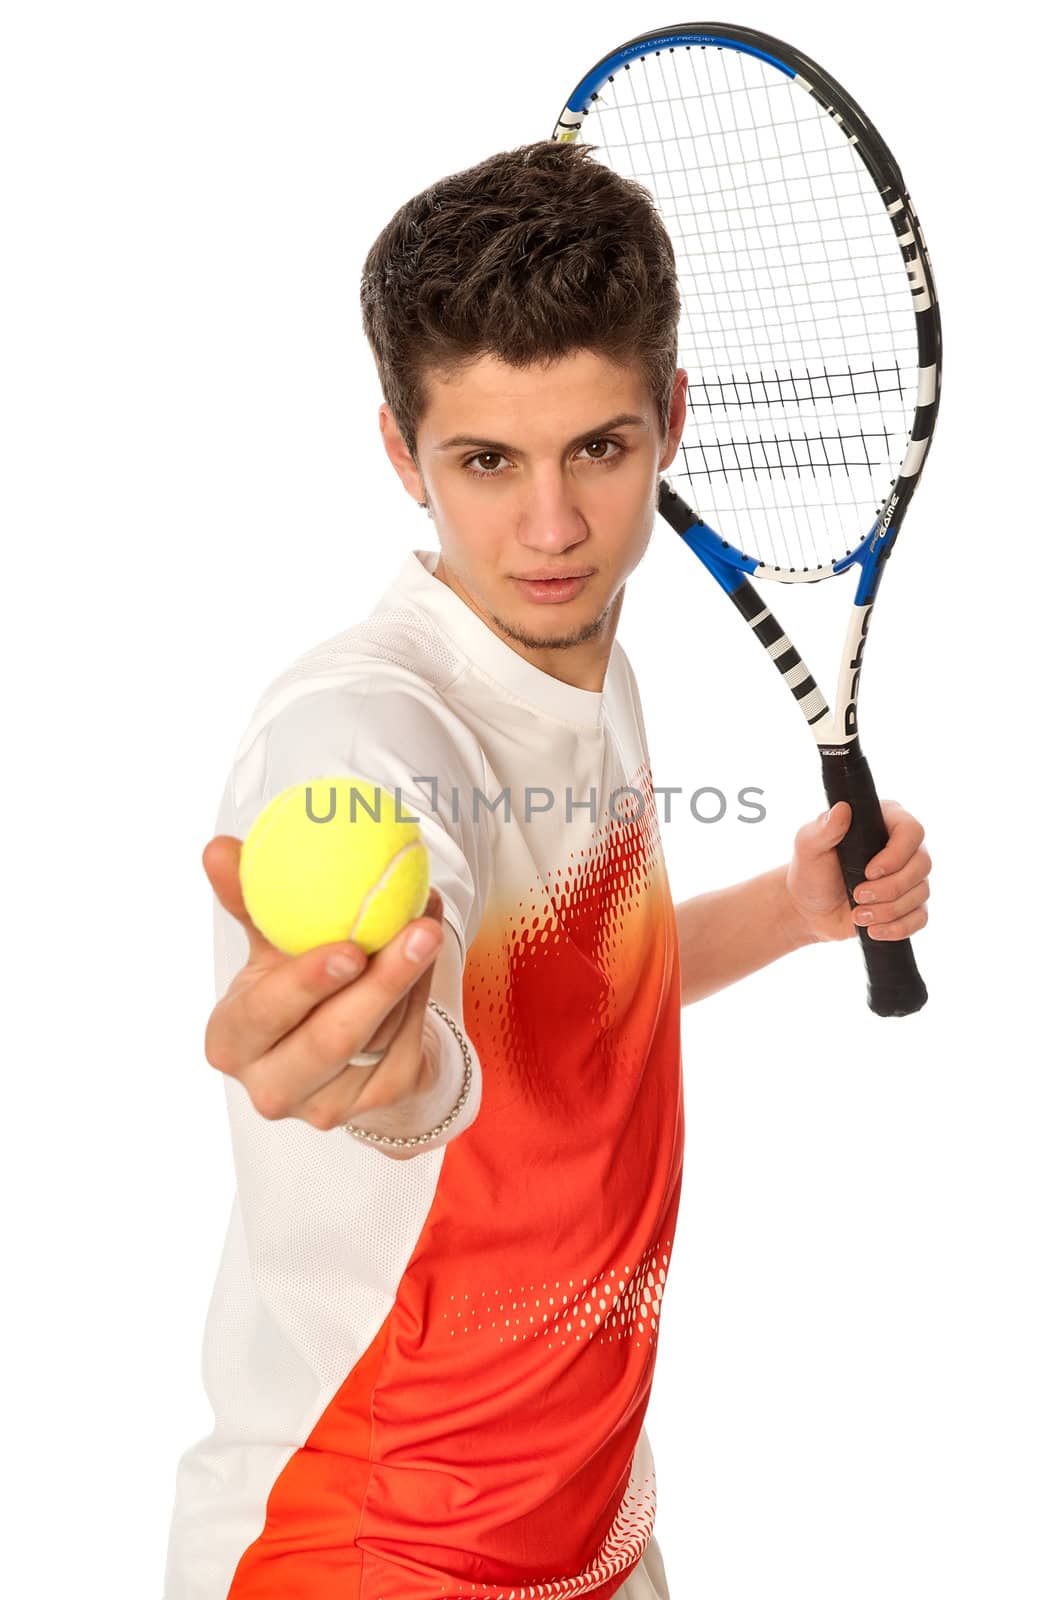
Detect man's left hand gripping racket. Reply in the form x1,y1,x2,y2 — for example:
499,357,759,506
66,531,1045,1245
552,22,941,1017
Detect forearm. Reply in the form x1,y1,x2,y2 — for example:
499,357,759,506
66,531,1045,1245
675,863,818,1007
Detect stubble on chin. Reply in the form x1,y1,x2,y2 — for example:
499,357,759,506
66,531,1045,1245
488,586,620,653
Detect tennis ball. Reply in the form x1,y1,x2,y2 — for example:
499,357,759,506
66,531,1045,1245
238,775,431,957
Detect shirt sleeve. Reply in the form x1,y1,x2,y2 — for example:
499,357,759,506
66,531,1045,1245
228,672,493,1155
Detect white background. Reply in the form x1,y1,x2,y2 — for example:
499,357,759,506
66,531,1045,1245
3,1,1059,1595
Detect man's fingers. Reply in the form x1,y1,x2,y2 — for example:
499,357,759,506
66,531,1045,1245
853,846,932,908
227,893,445,1119
201,835,245,922
863,901,929,941
297,955,438,1131
863,799,925,880
201,835,277,962
203,840,444,1073
852,876,930,932
338,955,439,1114
205,932,370,1072
298,896,444,1077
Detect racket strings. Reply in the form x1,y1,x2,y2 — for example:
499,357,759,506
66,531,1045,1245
689,361,907,409
577,45,919,571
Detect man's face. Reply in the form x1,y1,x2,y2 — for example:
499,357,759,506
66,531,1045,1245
379,349,687,689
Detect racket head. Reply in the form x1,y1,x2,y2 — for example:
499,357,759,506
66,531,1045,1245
552,26,936,1017
553,23,942,605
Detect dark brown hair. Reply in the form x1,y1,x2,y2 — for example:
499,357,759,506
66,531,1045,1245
359,140,679,459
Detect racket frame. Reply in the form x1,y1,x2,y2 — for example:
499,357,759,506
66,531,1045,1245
552,22,942,1016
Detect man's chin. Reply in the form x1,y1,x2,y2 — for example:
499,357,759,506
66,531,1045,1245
491,600,612,653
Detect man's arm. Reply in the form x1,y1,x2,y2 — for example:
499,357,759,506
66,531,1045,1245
676,865,814,1008
676,798,932,1008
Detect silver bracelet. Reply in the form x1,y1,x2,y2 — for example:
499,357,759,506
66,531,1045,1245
342,1001,473,1149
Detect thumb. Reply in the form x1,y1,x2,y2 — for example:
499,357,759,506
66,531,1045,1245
201,834,275,957
807,800,852,852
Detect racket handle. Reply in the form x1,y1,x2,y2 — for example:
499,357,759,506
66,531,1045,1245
820,746,928,1017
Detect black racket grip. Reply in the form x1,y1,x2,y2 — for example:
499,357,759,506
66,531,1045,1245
820,747,928,1017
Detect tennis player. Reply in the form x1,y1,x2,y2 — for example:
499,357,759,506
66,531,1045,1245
164,141,932,1599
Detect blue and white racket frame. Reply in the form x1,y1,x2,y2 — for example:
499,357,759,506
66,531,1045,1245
553,22,942,1018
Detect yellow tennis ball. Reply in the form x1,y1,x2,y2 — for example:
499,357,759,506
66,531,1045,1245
238,775,431,956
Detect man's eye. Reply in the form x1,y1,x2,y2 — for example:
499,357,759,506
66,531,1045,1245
465,451,507,475
581,439,621,461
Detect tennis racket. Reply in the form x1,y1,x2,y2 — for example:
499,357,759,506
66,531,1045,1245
553,22,940,1018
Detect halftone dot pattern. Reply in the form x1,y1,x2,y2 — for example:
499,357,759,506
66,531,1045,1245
442,1245,670,1352
463,764,668,1112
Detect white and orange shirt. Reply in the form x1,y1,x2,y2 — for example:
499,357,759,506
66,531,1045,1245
164,548,685,1598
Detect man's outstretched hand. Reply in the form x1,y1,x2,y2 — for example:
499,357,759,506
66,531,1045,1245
200,834,447,1134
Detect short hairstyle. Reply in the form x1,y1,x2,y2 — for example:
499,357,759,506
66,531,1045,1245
359,139,680,459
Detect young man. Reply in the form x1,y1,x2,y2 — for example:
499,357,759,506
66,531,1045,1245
165,142,931,1599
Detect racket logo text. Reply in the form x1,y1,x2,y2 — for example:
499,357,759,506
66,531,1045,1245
871,492,900,551
845,606,874,737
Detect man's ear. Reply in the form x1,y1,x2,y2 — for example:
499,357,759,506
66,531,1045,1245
657,369,688,475
379,405,426,504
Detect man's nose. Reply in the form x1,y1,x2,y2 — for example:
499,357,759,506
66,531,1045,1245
515,465,590,549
